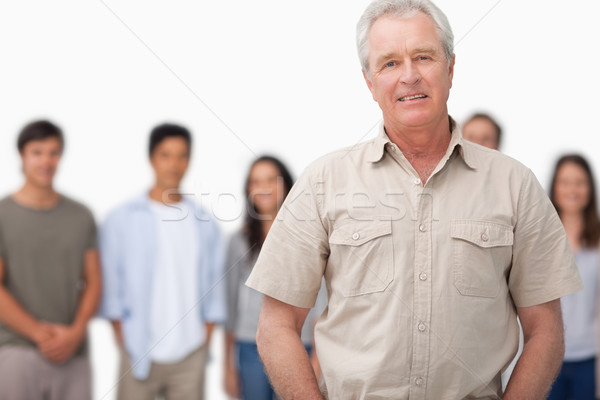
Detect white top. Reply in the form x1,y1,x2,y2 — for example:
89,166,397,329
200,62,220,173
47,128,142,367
149,200,203,363
562,248,599,361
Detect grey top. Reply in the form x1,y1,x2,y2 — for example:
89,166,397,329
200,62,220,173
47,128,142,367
0,195,97,354
562,248,599,361
225,229,326,344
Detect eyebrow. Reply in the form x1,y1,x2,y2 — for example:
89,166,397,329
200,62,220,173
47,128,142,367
374,52,397,66
374,47,439,66
412,47,437,56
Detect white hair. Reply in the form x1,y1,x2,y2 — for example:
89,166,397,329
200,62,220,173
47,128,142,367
357,0,454,76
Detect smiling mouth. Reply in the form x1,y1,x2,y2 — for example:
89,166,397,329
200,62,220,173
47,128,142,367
399,94,427,102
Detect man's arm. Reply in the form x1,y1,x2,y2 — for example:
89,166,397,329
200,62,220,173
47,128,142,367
110,320,124,347
257,295,323,400
502,299,564,399
39,248,102,363
205,322,215,344
0,257,53,345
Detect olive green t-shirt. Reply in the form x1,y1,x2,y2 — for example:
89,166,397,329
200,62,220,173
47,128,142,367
0,195,97,354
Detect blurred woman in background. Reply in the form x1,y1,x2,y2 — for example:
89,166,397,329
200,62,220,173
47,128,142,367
548,154,600,400
223,155,325,400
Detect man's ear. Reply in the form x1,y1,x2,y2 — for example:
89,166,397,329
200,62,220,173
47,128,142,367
448,54,456,88
362,69,377,101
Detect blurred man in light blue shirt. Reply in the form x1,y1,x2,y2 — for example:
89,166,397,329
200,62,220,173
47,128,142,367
99,123,225,400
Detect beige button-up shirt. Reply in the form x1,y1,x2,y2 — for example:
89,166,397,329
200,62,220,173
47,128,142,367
246,119,582,399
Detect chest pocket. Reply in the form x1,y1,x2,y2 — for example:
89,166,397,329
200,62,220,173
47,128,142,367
451,220,513,298
329,219,393,297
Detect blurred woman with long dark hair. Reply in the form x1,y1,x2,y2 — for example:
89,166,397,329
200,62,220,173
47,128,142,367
223,155,324,399
548,154,600,400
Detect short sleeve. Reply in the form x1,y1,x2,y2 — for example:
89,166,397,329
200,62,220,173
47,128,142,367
509,169,583,307
246,168,329,309
98,210,125,319
200,215,227,324
86,210,98,250
0,220,5,261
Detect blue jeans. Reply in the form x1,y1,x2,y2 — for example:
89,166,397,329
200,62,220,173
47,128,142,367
547,357,595,400
236,341,312,400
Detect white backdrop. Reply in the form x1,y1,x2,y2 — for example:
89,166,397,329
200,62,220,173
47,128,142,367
1,1,599,399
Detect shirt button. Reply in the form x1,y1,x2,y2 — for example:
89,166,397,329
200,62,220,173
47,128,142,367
415,377,424,386
481,233,489,242
413,177,421,185
352,232,360,240
418,323,426,332
419,273,427,281
419,224,426,232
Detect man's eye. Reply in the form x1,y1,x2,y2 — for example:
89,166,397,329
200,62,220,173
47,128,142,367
385,61,395,68
418,56,429,61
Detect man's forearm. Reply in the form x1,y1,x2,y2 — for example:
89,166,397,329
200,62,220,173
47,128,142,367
205,322,215,345
503,333,563,399
71,250,102,333
503,302,564,399
0,287,45,342
257,325,323,400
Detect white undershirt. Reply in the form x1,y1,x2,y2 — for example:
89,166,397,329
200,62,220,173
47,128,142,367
149,199,203,363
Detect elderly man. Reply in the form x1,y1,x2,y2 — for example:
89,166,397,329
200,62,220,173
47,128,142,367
246,0,582,399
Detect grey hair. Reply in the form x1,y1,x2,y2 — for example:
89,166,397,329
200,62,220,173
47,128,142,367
357,0,454,76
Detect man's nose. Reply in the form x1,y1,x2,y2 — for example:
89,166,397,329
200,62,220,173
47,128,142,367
399,62,421,86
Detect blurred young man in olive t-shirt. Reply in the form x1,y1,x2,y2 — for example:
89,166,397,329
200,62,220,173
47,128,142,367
0,120,101,400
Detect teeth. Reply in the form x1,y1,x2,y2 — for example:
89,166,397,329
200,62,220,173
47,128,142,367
400,94,426,101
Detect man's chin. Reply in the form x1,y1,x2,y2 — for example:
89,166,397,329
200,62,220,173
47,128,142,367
30,178,55,189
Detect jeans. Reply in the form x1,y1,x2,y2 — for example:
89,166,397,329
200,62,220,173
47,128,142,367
236,341,312,400
547,357,595,400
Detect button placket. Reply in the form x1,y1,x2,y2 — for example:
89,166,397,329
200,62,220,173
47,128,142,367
410,187,433,399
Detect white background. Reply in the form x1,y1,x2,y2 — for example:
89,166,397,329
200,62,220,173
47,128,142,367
1,1,599,399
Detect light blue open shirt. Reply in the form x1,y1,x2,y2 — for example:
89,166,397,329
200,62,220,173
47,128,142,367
98,193,226,379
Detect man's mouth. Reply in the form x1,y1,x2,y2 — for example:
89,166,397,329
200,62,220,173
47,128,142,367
399,94,427,102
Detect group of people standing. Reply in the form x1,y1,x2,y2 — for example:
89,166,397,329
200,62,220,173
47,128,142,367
0,120,323,400
0,0,598,399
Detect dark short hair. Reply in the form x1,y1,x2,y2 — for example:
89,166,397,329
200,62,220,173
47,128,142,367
464,113,503,147
148,123,192,157
17,120,64,153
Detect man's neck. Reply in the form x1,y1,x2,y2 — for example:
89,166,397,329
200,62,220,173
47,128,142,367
13,182,60,210
149,185,182,204
385,116,452,184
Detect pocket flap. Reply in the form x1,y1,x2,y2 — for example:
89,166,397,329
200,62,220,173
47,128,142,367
450,220,513,248
330,219,392,246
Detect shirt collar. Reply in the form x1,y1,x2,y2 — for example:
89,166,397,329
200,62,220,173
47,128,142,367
366,116,476,170
130,191,195,210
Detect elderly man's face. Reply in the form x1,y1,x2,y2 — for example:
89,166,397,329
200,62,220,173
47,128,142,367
363,12,455,131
